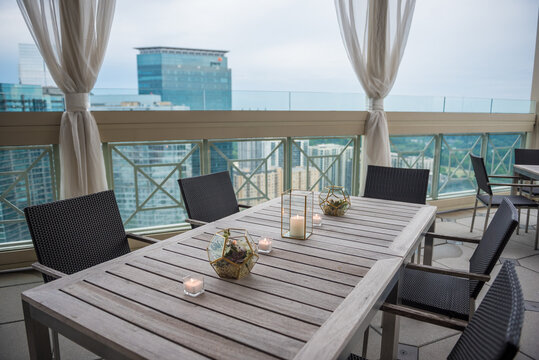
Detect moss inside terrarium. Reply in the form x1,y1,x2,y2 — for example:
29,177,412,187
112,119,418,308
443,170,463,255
322,199,349,216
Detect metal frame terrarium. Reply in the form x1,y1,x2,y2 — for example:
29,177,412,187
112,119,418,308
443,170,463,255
207,228,259,279
319,185,351,216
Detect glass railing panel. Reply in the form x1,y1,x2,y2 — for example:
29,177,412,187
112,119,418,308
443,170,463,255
443,97,492,113
0,89,535,113
290,91,365,111
437,134,483,196
232,91,291,111
109,141,201,229
208,138,285,206
0,145,57,245
390,135,436,196
385,95,445,112
491,98,536,114
485,133,524,185
291,137,355,195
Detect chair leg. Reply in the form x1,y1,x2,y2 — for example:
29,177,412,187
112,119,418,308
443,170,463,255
362,327,369,358
517,208,521,235
483,200,492,234
526,208,530,233
535,210,538,251
51,329,60,360
470,197,479,232
517,207,521,235
469,298,476,320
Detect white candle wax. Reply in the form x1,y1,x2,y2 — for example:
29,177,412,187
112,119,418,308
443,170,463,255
313,214,322,226
184,277,203,294
258,238,272,252
290,214,305,238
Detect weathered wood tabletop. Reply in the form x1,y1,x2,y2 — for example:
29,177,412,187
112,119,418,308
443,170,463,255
514,164,539,180
22,195,436,360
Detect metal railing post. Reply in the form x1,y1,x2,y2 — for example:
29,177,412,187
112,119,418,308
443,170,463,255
480,133,489,158
102,142,114,190
431,134,442,200
52,144,61,199
352,135,361,196
284,137,292,190
201,139,210,175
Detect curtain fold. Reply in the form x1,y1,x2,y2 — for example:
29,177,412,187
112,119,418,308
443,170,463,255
17,0,115,199
335,0,415,167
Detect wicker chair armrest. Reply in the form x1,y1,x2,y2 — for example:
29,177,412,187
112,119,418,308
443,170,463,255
32,262,66,280
424,232,480,244
488,175,521,179
406,263,490,282
186,218,208,227
381,303,467,331
126,232,159,244
238,204,251,209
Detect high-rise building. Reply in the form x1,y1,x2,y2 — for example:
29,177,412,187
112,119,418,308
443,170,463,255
136,46,232,110
0,83,64,112
18,43,54,87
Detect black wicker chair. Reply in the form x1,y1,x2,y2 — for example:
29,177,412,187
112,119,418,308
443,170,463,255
470,154,538,249
349,261,524,360
364,165,430,205
382,198,518,328
178,171,251,228
514,149,539,233
24,190,158,360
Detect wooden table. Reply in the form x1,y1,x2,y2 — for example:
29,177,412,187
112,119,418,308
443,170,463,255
22,195,436,360
514,164,539,180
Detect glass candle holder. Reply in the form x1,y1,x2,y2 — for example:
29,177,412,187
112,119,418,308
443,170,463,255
313,213,323,227
258,237,272,254
281,190,313,240
183,274,204,297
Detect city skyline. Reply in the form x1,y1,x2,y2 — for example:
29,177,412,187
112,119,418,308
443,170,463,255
0,0,537,100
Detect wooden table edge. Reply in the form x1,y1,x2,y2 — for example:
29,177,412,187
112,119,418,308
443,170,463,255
293,257,402,360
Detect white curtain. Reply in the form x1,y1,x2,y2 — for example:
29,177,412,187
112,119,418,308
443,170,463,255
17,0,115,198
335,0,415,167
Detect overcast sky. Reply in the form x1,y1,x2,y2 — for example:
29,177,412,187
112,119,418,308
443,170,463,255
0,0,537,99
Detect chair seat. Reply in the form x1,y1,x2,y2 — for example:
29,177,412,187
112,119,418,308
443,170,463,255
399,267,470,321
477,194,538,207
347,354,367,360
521,186,539,196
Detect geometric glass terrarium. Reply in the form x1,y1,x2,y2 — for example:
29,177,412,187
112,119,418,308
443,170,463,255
319,185,351,216
281,189,313,240
207,228,259,280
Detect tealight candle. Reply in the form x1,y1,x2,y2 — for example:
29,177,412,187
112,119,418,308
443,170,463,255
313,214,322,226
258,237,272,254
290,214,305,238
183,275,204,297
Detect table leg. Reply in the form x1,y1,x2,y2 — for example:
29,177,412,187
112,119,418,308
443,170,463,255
511,169,518,196
380,283,400,360
423,221,435,266
23,300,52,360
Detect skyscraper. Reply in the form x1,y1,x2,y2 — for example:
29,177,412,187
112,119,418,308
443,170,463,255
136,46,232,110
18,43,54,87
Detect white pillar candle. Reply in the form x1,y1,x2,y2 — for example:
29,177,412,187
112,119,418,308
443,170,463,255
290,214,305,238
258,237,272,253
313,214,322,226
183,276,204,296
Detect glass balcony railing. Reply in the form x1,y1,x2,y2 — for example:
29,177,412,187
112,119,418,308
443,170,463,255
1,131,525,248
0,89,535,113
